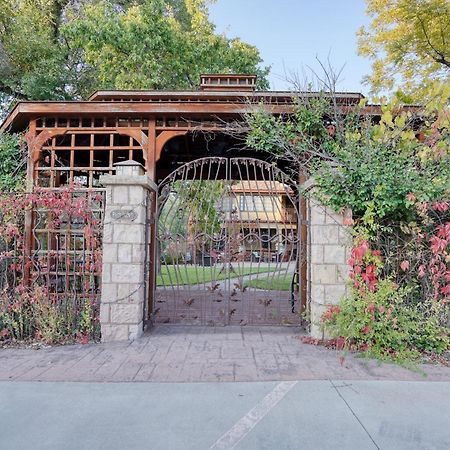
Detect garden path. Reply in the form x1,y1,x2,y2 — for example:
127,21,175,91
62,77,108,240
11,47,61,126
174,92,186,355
1,326,450,383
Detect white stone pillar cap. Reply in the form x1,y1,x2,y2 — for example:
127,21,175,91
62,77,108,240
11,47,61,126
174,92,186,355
114,159,146,176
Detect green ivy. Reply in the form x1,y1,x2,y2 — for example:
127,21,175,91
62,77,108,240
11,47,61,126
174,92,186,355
0,133,25,192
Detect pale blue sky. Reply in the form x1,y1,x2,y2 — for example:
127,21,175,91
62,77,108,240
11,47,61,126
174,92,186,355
209,0,372,94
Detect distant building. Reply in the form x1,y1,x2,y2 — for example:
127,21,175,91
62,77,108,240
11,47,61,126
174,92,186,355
221,180,297,263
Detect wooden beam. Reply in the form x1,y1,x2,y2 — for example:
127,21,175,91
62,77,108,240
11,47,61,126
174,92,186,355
155,130,188,162
1,102,296,131
25,129,68,164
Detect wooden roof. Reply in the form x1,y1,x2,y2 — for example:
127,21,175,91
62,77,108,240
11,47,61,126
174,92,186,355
87,89,364,102
1,76,373,133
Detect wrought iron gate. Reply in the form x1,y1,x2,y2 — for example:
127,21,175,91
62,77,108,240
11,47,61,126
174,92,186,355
152,157,304,326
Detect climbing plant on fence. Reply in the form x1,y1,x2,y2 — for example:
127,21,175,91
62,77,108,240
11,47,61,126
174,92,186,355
0,187,104,344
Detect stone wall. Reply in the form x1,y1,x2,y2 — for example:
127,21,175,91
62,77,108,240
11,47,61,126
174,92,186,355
99,165,153,342
308,197,352,339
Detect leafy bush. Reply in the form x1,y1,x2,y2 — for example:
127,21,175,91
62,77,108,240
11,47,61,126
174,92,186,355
322,281,449,363
246,94,449,236
0,285,99,344
313,106,449,236
321,239,449,363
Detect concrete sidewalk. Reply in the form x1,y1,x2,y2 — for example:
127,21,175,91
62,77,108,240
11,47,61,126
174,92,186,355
1,325,450,382
1,380,449,449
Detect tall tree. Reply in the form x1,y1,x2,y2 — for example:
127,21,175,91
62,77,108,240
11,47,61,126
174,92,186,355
0,0,72,104
0,0,269,113
358,0,450,101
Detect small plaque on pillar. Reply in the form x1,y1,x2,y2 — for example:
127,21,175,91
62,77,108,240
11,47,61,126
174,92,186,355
111,209,138,221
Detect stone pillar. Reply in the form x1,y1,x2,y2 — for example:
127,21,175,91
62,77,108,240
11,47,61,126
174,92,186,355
307,196,352,340
99,160,155,342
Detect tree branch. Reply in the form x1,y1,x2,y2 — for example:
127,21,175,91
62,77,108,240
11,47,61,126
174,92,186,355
417,12,450,68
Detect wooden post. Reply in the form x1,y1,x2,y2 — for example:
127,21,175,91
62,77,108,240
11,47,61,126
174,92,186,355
23,119,37,286
299,170,308,316
146,118,157,323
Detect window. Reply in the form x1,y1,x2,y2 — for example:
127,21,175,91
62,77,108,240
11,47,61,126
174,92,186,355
220,196,234,212
239,195,274,212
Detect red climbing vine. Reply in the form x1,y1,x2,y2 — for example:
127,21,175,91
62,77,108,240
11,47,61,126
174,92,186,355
0,187,104,344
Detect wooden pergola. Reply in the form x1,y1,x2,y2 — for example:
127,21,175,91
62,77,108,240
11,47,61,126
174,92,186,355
1,74,373,190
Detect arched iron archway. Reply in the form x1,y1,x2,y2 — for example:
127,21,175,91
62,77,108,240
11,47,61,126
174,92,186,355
151,157,305,326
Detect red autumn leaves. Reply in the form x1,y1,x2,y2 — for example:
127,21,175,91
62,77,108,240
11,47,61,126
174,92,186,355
348,240,383,293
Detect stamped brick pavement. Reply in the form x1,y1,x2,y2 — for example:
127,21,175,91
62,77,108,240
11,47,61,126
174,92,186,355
1,325,450,383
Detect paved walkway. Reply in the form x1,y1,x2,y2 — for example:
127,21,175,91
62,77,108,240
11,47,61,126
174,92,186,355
2,380,450,449
1,325,450,382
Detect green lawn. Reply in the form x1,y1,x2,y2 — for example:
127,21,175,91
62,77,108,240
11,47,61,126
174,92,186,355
246,275,294,291
157,265,278,286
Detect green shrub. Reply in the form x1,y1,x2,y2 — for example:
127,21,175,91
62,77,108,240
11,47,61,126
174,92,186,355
321,279,449,363
0,285,100,344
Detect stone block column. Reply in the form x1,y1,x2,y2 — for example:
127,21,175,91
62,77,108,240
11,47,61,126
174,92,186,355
99,160,155,342
307,195,352,339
